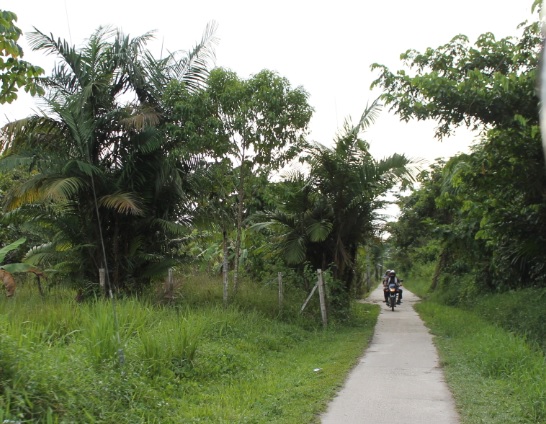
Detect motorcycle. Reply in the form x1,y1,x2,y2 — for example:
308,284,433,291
386,282,398,311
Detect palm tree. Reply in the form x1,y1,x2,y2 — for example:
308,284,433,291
0,24,217,293
253,100,416,311
251,170,333,267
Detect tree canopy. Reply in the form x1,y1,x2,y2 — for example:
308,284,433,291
0,10,44,103
0,24,217,293
252,100,415,311
165,67,313,292
377,3,546,292
371,15,540,138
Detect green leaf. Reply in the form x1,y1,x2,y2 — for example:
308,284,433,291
0,237,26,263
1,262,34,273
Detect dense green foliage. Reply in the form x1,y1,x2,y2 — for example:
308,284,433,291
0,24,218,293
371,8,540,138
3,3,546,424
0,10,44,103
376,4,546,294
0,19,405,313
0,279,379,423
251,100,414,313
164,67,313,293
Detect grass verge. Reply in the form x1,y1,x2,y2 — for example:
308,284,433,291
0,281,379,423
415,301,545,423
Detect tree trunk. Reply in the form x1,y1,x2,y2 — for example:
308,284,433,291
233,142,247,294
112,215,120,292
431,248,448,291
223,228,229,307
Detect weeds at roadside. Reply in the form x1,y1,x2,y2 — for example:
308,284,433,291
416,302,546,424
0,278,379,423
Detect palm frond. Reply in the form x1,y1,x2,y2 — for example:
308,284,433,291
280,236,307,265
151,218,189,237
137,136,163,155
44,177,86,201
52,100,94,158
27,28,78,59
62,159,101,178
120,105,161,131
1,116,62,154
307,220,333,242
98,192,144,215
168,21,218,91
3,174,52,209
249,220,278,232
352,97,382,136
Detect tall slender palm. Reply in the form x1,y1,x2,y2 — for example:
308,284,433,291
0,24,217,292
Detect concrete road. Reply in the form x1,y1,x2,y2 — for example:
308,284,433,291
321,284,460,424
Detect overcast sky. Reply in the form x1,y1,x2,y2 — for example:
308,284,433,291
2,0,536,166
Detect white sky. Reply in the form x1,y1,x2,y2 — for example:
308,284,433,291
1,0,536,167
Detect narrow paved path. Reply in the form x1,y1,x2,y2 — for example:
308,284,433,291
321,285,460,423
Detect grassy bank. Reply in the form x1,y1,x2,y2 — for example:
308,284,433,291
403,278,546,423
405,275,546,355
0,278,379,423
417,302,545,423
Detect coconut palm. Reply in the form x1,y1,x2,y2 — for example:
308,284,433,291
0,24,217,293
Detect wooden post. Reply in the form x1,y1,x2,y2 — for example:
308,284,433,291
99,268,105,295
278,272,283,311
300,282,318,313
166,268,174,300
317,269,328,328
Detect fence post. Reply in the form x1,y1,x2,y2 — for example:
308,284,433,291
300,282,318,313
99,268,105,295
278,272,283,311
317,269,328,328
366,266,371,293
165,268,174,300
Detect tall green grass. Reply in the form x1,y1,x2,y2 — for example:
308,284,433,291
416,301,546,423
0,278,379,423
404,274,546,355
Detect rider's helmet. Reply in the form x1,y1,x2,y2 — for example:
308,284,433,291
389,270,396,275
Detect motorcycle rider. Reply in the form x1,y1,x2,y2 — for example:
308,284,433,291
383,270,403,304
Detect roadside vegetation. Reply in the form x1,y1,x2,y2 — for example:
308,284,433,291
0,278,379,423
1,1,545,423
402,276,546,423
